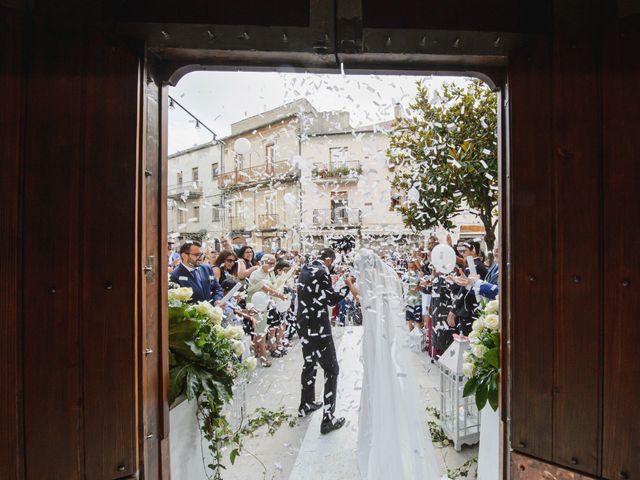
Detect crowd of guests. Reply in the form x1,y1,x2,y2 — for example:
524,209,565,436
168,237,304,368
396,234,500,360
167,232,499,367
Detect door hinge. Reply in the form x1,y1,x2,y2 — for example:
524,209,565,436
144,255,156,281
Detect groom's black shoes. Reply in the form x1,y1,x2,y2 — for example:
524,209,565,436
320,416,346,434
298,401,323,417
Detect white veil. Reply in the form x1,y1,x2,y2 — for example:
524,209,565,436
355,249,440,480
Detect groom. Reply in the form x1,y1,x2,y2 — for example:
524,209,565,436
297,248,352,434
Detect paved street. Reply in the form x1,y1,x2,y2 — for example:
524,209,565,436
221,326,478,480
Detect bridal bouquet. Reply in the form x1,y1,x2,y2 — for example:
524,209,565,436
462,299,500,411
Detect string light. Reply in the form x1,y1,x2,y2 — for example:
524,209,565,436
168,94,223,144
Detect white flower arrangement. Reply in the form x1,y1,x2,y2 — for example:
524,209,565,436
462,297,500,411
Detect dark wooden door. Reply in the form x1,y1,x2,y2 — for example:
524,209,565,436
138,65,172,480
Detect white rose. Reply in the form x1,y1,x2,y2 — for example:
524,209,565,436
243,356,257,370
483,314,499,331
226,325,244,340
168,287,193,302
463,362,476,378
213,324,225,336
485,300,499,315
468,330,479,340
471,344,487,358
209,306,223,325
194,301,214,317
463,351,471,361
194,301,223,325
471,319,485,333
231,340,245,356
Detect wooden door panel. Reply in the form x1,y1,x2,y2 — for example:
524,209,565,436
602,26,640,480
22,20,84,480
550,4,602,473
81,34,141,479
507,41,554,461
139,71,172,479
0,7,25,480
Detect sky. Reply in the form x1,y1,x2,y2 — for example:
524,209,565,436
168,70,469,154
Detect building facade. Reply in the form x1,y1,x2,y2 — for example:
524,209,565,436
299,121,418,252
218,100,308,252
167,141,224,248
217,99,485,254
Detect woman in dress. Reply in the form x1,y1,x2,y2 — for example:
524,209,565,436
354,249,440,480
265,260,293,357
212,249,239,283
237,245,259,280
246,254,287,367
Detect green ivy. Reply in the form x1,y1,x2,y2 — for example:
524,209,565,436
426,406,478,478
169,301,297,479
447,457,478,479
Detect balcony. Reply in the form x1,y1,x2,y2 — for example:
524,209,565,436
218,160,299,190
312,208,362,226
168,181,203,199
227,216,249,231
258,214,279,230
311,161,362,182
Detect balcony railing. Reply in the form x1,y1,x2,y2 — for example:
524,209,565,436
311,161,362,181
227,216,248,231
218,160,298,189
312,208,362,226
167,181,203,199
258,214,279,230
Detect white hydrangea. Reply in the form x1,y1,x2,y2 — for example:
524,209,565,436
168,287,193,302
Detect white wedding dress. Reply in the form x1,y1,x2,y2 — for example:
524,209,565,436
355,249,441,480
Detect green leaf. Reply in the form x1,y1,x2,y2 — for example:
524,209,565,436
488,373,499,411
484,348,499,369
229,448,239,464
463,376,478,398
475,381,489,411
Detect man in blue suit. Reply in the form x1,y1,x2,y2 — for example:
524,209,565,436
454,242,500,300
170,240,224,304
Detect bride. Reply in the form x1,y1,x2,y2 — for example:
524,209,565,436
353,249,441,480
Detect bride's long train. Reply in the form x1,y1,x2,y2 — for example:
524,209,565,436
355,249,442,480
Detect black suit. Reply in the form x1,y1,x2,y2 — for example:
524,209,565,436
451,257,488,335
296,260,348,419
169,263,224,304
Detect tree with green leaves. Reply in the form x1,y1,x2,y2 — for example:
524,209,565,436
388,79,498,250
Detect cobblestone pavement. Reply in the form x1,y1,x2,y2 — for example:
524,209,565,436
220,326,479,480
